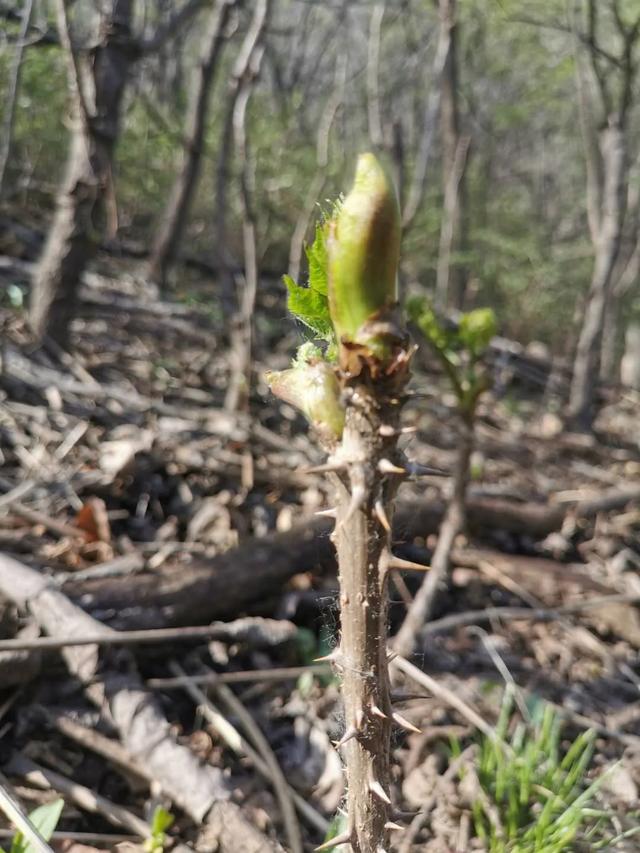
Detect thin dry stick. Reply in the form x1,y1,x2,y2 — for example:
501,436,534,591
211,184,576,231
0,774,53,853
6,755,150,838
204,668,304,853
390,655,496,741
169,662,326,838
147,663,331,689
0,830,137,844
420,592,640,636
0,622,296,652
51,713,151,784
393,413,473,657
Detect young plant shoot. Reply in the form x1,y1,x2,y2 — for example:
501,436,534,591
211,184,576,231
268,153,411,852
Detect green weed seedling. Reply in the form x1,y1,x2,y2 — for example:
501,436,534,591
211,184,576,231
462,690,609,852
2,798,64,853
407,297,496,423
144,805,175,853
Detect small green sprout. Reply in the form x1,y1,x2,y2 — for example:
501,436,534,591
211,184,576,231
144,805,175,853
461,691,610,852
408,297,497,418
3,798,64,853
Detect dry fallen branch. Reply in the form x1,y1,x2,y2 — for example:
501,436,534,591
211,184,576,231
0,553,280,851
61,486,640,629
0,617,298,652
6,755,151,838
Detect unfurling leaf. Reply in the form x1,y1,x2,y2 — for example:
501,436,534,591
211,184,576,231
284,274,333,341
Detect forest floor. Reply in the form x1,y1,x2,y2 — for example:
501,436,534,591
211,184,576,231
1,247,640,851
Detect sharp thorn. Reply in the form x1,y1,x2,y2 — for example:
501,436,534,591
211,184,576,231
389,556,431,572
369,778,392,805
315,507,338,518
374,500,391,533
315,831,353,851
343,484,366,525
355,706,365,729
336,725,358,748
370,703,388,720
392,711,422,734
384,821,404,831
313,648,340,663
406,461,449,477
378,458,406,475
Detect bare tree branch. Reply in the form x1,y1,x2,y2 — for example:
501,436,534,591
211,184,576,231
138,0,206,54
0,0,34,196
367,3,385,148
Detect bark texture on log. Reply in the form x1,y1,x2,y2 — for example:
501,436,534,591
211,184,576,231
59,487,640,630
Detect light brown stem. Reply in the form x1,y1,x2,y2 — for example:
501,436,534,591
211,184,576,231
393,413,473,659
329,379,405,852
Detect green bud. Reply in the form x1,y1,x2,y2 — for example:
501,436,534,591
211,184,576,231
265,358,344,441
327,153,400,350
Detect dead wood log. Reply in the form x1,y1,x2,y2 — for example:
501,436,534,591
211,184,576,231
62,487,640,629
0,553,280,851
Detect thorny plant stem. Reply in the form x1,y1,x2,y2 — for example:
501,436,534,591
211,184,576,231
329,375,407,852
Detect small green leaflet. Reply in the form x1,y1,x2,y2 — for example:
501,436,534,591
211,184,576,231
284,221,335,345
305,222,328,296
10,798,64,853
284,274,333,341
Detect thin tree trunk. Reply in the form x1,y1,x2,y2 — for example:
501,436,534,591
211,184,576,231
569,122,626,430
366,3,385,149
224,0,271,413
436,0,469,309
435,134,470,312
30,0,136,345
215,2,270,316
401,1,452,231
393,414,472,659
287,56,345,283
147,0,237,289
0,0,35,197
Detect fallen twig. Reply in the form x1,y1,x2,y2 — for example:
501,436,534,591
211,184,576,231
0,617,298,652
147,663,331,690
0,552,281,850
5,755,150,838
169,661,329,837
390,655,496,741
171,661,302,853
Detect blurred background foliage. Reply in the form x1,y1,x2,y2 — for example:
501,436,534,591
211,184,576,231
1,0,638,350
